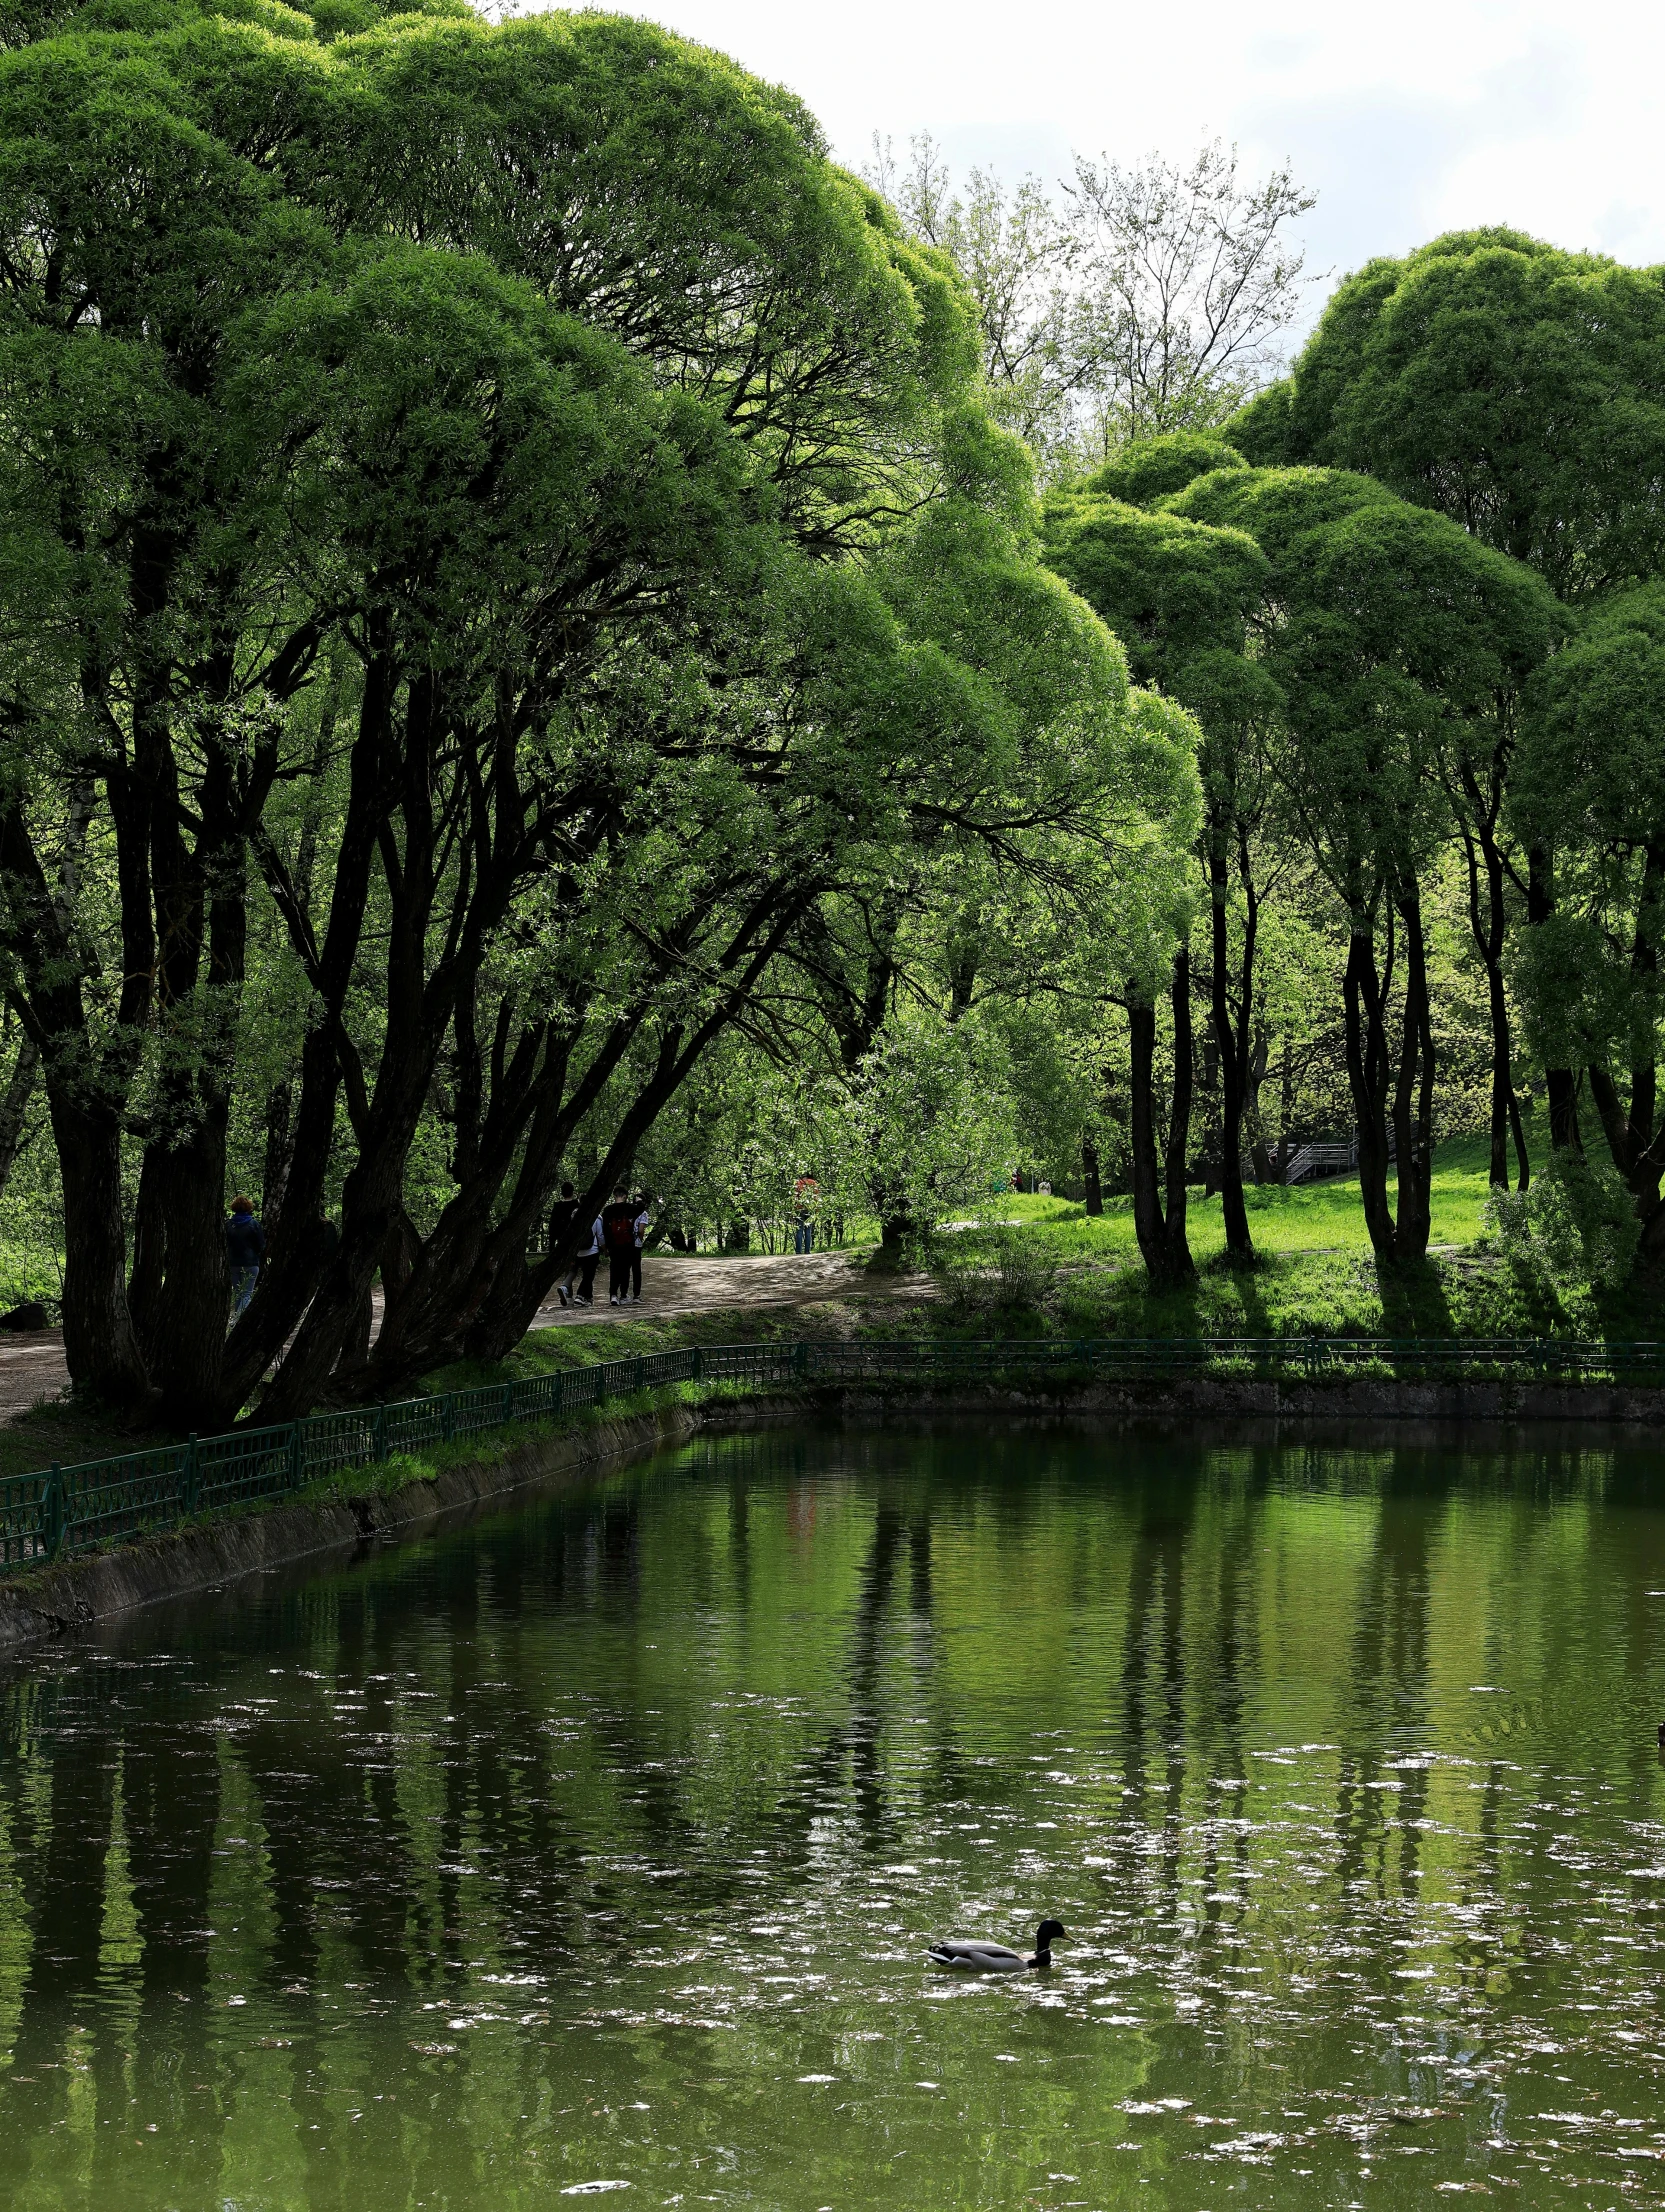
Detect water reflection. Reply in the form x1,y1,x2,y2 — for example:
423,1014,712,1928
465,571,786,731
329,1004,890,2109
1,1422,1663,2208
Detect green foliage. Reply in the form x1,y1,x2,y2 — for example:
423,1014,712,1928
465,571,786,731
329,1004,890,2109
1237,229,1665,598
1041,486,1274,724
833,1014,1014,1243
1481,1148,1641,1313
930,1222,1061,1323
1083,430,1247,508
1169,463,1560,903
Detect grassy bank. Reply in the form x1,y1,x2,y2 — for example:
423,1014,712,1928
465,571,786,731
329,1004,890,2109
4,1132,1657,1483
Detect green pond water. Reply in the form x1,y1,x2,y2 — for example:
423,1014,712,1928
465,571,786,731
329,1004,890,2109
2,1422,1665,2212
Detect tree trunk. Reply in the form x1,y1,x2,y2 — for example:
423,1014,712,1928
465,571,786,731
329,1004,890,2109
1389,890,1435,1261
0,782,149,1403
1527,843,1580,1153
1583,845,1665,1239
47,1092,151,1404
1082,1136,1103,1216
147,1126,234,1426
126,1147,169,1371
1245,1022,1273,1183
1128,1002,1166,1279
1163,949,1195,1280
1127,952,1195,1291
262,1082,295,1229
1342,914,1399,1260
0,1031,39,1200
1207,825,1255,1263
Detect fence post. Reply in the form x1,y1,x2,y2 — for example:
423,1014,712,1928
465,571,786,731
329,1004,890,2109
182,1434,199,1518
287,1423,304,1492
442,1392,455,1446
792,1341,808,1383
690,1346,704,1385
502,1381,514,1427
44,1463,62,1562
373,1404,387,1463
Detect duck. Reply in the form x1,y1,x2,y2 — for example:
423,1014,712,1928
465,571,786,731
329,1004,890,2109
927,1920,1066,1972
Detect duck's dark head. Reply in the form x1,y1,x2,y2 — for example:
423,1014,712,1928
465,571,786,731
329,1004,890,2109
1035,1919,1067,1950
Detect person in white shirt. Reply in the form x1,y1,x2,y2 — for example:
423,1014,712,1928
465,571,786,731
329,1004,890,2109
574,1211,602,1305
628,1194,652,1302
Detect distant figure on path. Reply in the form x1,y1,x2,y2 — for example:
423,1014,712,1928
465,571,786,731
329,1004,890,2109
602,1184,636,1304
226,1195,265,1322
793,1174,818,1254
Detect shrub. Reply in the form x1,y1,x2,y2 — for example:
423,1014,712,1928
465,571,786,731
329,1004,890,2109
1481,1149,1640,1312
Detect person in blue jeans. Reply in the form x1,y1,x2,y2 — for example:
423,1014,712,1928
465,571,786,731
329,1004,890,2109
226,1195,265,1322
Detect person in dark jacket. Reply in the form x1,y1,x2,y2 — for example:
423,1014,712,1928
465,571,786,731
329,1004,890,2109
601,1185,636,1304
226,1195,265,1322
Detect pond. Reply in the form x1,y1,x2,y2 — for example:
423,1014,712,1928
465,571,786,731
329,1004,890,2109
2,1421,1664,2210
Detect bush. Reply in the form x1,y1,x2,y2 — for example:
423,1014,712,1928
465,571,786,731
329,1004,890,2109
932,1226,1061,1319
1481,1149,1640,1312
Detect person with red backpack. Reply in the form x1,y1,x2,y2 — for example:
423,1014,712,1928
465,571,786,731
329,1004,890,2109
602,1184,637,1304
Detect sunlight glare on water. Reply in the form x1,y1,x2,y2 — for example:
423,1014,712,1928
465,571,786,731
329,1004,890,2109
1,1422,1664,2209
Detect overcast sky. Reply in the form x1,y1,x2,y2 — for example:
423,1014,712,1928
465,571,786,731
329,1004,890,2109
584,0,1664,330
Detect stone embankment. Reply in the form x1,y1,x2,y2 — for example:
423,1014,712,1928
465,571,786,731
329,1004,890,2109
0,1403,696,1651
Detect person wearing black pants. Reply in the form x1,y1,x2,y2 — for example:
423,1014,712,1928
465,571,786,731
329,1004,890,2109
601,1185,636,1304
575,1210,602,1305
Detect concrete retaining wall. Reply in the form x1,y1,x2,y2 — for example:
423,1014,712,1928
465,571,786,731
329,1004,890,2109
0,1403,696,1651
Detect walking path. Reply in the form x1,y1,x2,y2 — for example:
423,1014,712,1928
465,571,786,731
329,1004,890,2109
0,1249,926,1426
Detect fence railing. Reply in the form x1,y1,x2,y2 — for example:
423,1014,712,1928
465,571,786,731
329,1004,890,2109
2,1334,1660,1578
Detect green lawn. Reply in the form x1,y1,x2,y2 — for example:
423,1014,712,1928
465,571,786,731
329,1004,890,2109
2,1131,1655,1483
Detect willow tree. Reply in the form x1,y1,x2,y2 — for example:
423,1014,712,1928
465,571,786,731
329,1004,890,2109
1236,228,1665,1169
1514,585,1665,1253
1171,465,1559,1261
1044,431,1278,1264
0,0,1174,1419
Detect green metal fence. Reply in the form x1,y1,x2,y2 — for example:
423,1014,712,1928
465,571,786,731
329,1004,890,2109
1,1333,1660,1578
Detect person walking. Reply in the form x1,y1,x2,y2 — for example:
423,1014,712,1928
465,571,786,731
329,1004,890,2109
547,1180,581,1306
629,1191,652,1303
226,1195,265,1322
792,1173,819,1255
574,1205,602,1306
601,1184,636,1304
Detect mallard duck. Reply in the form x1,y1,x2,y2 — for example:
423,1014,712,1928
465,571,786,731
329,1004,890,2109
927,1920,1066,1972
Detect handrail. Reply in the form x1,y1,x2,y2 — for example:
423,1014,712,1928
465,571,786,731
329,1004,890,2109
1,1333,1660,1577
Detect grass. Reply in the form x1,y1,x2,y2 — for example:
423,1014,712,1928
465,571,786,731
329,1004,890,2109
3,1131,1659,1487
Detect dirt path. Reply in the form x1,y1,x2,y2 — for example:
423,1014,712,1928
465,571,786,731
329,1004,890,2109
0,1249,927,1426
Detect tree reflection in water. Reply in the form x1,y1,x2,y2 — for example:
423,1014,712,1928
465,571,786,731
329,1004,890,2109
1,1422,1663,2209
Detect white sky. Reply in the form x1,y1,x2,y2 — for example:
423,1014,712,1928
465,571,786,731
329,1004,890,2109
581,0,1665,329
